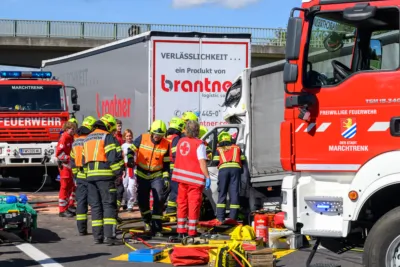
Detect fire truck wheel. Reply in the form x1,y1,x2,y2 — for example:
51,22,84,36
363,206,400,267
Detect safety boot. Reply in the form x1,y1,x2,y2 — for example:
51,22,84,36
94,238,104,244
144,223,151,232
154,232,163,237
68,206,76,214
104,237,121,246
79,231,88,236
59,210,74,218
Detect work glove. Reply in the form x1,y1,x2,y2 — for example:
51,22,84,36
205,178,211,190
57,160,63,170
164,179,170,189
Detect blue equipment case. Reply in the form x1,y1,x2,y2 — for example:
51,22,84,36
128,249,163,262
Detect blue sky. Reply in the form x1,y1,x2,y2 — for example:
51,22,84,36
3,0,300,28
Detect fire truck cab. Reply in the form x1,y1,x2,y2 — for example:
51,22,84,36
0,71,80,188
280,0,400,266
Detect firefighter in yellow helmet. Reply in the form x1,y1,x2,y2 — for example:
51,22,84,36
181,111,198,136
128,120,170,237
198,125,208,139
165,117,185,216
199,125,213,160
70,115,96,236
82,114,124,245
69,117,79,126
212,132,246,224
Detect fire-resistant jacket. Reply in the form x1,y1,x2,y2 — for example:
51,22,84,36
212,144,246,169
129,132,170,179
82,128,124,181
172,137,206,187
70,127,93,179
56,132,74,178
166,133,181,171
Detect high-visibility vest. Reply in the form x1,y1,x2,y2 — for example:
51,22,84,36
166,134,179,161
83,129,108,163
172,137,205,187
217,144,243,169
72,135,86,167
72,135,88,179
136,133,169,172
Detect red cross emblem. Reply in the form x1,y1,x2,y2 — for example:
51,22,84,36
179,141,190,156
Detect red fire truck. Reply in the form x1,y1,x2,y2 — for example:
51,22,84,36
0,71,80,189
280,0,400,266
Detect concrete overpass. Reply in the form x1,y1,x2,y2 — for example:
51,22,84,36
0,19,287,68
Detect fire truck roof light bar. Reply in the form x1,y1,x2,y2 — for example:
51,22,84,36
0,71,52,79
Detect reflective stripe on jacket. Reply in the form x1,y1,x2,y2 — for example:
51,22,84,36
131,133,170,172
166,133,180,170
172,137,205,187
213,144,245,169
82,128,124,179
71,135,87,179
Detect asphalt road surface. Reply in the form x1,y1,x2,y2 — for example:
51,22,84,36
0,177,364,267
0,214,364,267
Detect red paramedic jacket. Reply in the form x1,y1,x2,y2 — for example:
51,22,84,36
172,137,205,188
56,132,74,178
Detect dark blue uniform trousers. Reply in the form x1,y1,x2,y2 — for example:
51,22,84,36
166,170,178,214
137,176,165,233
216,168,241,221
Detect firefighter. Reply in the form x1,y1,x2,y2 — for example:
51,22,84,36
113,119,125,211
212,131,246,223
172,120,211,238
56,121,78,217
129,120,170,236
82,114,125,245
165,117,185,216
198,125,212,160
70,115,97,236
181,111,198,135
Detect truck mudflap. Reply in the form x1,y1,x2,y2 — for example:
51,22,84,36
281,174,298,231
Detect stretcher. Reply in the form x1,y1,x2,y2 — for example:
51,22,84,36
0,201,37,242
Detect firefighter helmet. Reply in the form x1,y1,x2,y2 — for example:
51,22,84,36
150,120,167,136
181,111,198,122
100,114,117,133
82,116,97,131
218,131,231,143
199,125,208,138
69,117,79,125
169,117,185,132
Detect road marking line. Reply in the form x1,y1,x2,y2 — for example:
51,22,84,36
16,243,64,267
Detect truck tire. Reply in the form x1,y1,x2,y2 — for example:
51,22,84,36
363,206,400,267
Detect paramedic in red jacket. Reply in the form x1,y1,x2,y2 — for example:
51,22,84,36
172,120,211,238
56,121,78,217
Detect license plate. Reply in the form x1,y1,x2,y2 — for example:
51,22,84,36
20,148,42,155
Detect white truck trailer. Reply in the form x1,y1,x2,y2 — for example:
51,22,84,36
41,31,251,135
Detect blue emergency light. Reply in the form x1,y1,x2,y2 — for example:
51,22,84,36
0,71,52,79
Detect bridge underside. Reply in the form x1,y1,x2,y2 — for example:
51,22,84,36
0,37,285,68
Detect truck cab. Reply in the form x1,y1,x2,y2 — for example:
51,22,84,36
0,71,80,188
202,66,288,218
280,0,400,266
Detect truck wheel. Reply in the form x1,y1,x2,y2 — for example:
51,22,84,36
363,206,400,267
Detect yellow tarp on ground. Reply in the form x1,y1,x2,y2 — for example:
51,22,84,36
110,247,296,263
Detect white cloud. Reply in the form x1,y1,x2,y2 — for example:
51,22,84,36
172,0,259,9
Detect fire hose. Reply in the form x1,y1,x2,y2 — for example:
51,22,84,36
29,152,51,194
